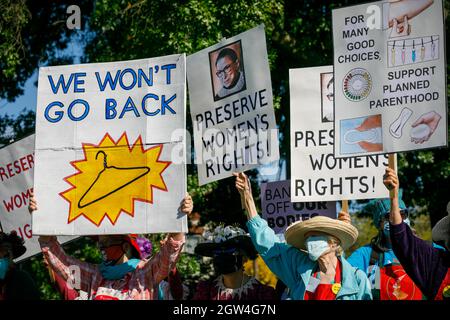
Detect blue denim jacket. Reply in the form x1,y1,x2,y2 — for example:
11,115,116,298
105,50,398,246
247,216,372,300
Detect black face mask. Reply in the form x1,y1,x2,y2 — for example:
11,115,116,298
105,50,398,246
212,254,243,275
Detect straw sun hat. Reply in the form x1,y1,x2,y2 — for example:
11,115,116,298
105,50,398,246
284,216,359,251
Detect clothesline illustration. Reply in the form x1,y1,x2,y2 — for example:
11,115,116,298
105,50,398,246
389,36,438,48
389,37,438,65
77,150,151,209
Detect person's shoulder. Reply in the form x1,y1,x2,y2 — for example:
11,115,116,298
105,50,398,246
256,281,276,294
196,278,215,289
350,244,372,256
342,256,366,275
193,278,216,300
253,279,277,299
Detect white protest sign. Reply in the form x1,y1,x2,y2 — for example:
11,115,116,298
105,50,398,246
187,25,279,185
0,135,75,261
332,0,447,157
290,66,391,202
261,180,337,234
33,55,187,235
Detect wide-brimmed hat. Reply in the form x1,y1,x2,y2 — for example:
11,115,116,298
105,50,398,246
194,225,257,259
284,216,358,251
432,205,450,251
0,231,26,259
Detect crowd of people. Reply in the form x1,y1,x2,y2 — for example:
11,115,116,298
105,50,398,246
0,169,449,301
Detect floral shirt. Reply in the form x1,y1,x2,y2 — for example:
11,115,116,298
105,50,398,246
192,275,277,300
39,235,184,300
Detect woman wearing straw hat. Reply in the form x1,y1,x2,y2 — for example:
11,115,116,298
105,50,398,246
384,167,450,300
234,173,372,300
192,224,276,300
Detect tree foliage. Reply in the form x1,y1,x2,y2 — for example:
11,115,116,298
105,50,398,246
0,0,93,101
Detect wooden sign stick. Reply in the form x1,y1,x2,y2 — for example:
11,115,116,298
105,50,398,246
342,200,349,213
388,154,396,199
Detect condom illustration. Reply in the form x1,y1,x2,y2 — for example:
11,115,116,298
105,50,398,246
410,124,431,142
390,107,413,139
343,127,382,145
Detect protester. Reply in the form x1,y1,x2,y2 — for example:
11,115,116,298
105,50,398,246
0,231,40,300
28,194,192,300
192,224,276,300
342,193,424,300
384,167,450,300
235,172,372,300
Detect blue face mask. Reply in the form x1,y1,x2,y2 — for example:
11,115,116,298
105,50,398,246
99,258,140,280
0,258,10,280
305,236,330,261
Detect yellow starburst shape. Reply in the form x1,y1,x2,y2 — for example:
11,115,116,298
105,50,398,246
60,132,171,226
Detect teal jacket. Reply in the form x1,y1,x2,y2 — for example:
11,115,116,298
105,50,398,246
247,216,372,300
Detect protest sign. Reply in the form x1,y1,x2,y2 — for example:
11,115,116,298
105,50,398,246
290,66,391,202
261,180,337,234
0,135,75,261
332,0,447,157
187,24,279,185
33,55,187,235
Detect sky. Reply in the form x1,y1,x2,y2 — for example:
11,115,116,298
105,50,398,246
0,37,84,117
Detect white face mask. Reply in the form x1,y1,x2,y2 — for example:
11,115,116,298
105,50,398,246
305,236,330,261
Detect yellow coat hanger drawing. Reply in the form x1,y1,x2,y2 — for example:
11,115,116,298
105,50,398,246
77,150,151,208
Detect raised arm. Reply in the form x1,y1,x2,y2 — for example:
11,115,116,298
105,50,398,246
383,167,446,298
139,194,190,284
234,172,306,287
29,195,99,294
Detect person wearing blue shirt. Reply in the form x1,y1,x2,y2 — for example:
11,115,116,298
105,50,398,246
343,190,425,300
234,172,372,300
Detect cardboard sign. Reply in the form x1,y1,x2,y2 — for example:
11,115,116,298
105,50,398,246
290,66,391,202
187,25,279,185
261,180,337,234
33,55,187,235
332,0,447,157
0,135,75,261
